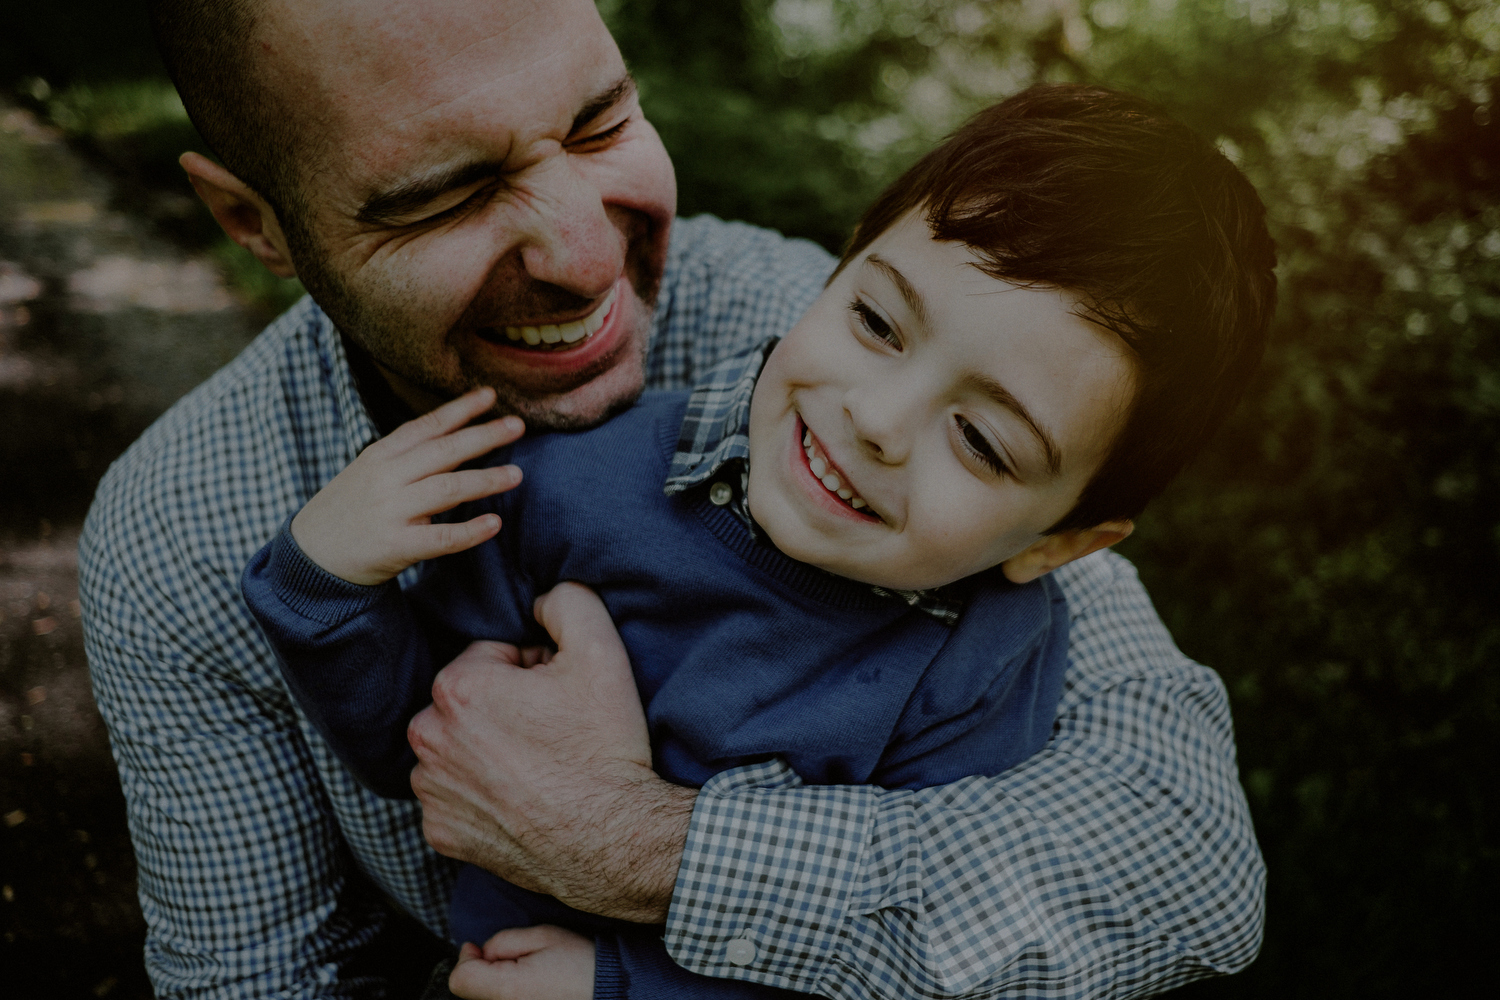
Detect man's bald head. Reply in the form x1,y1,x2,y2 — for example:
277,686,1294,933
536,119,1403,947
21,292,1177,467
151,0,313,222
157,0,677,429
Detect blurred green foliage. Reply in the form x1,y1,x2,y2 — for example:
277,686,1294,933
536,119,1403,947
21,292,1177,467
1,2,304,316
6,0,1496,995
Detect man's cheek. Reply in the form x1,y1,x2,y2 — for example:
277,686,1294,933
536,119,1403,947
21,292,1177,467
370,234,507,326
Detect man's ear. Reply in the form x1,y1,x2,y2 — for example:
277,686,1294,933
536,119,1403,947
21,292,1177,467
179,151,298,279
1001,520,1134,585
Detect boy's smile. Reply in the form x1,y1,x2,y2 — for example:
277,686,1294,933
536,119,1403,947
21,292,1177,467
747,211,1137,591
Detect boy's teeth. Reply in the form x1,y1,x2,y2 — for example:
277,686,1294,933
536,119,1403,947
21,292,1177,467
501,287,615,349
802,430,868,512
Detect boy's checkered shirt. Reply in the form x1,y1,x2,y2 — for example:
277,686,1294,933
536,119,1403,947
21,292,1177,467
79,215,1264,1000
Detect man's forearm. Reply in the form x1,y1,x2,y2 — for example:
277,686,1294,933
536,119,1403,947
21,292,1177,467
487,767,696,923
659,552,1265,1000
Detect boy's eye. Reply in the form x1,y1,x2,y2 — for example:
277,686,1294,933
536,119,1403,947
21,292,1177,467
955,415,1011,476
850,299,900,348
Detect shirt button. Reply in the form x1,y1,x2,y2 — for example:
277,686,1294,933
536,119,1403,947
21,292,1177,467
709,481,733,506
725,938,757,966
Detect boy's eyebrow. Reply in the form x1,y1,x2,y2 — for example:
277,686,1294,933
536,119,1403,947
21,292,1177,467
961,371,1063,477
866,254,932,330
356,74,637,226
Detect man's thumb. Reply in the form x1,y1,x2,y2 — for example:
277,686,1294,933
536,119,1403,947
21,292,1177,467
532,582,628,666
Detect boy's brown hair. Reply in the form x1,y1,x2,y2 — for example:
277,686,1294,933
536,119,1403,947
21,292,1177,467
841,84,1278,532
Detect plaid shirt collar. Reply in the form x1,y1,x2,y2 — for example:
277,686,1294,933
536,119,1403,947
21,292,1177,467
664,341,962,625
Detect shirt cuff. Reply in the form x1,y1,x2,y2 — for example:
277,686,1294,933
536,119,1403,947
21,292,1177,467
263,516,390,626
662,759,880,994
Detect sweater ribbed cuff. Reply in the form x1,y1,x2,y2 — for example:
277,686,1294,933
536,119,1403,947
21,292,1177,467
265,518,392,626
592,934,627,1000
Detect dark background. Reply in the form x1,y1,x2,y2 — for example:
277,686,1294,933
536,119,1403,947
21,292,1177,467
1,1,1495,996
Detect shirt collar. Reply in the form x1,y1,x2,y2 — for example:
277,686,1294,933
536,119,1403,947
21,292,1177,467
662,339,964,626
664,339,774,495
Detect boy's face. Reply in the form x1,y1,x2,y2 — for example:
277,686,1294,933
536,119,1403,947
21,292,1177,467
747,212,1135,591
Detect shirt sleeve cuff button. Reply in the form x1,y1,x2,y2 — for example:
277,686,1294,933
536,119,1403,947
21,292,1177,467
725,938,757,966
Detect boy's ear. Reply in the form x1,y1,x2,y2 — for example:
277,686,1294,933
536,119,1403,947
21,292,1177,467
1001,520,1134,585
180,151,298,279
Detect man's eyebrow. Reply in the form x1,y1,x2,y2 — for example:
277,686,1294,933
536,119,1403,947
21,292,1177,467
962,371,1063,478
569,74,636,136
356,158,507,226
355,75,637,226
866,254,931,331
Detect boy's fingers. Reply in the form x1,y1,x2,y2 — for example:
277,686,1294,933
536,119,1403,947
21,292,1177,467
447,944,515,1000
480,925,568,961
403,515,502,561
403,416,526,479
384,386,497,451
406,466,522,517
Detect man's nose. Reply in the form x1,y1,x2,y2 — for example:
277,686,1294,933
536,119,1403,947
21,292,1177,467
513,160,625,299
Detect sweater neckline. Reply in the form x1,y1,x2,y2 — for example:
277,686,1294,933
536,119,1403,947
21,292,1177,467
656,406,897,612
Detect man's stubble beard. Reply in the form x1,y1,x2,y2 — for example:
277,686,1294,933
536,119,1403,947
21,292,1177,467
287,219,661,433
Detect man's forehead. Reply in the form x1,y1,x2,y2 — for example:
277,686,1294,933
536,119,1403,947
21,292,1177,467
257,0,619,184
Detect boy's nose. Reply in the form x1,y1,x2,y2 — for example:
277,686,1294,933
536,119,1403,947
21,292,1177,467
845,386,915,466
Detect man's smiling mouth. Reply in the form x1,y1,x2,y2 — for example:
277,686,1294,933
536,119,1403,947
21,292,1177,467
802,426,870,511
476,286,617,351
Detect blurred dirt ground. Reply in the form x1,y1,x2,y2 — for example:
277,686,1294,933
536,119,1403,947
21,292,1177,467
1,100,260,999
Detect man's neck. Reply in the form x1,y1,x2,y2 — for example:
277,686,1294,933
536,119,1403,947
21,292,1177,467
340,333,420,436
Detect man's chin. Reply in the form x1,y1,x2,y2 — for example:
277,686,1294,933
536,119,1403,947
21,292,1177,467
482,352,648,432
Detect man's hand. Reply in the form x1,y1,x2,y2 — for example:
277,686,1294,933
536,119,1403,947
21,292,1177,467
408,583,696,922
291,386,525,585
447,926,595,1000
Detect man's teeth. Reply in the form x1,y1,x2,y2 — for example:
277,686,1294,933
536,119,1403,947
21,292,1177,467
803,430,868,510
501,288,615,348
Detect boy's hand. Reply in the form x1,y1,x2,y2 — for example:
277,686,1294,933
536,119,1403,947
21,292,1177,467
447,925,595,1000
291,387,525,586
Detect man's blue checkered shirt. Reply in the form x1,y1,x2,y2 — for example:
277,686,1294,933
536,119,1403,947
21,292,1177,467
79,215,1264,999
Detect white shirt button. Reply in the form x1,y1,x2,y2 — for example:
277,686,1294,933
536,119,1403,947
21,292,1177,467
725,937,757,966
709,481,733,506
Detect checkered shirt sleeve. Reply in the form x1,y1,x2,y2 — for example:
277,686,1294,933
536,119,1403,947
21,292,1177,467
663,550,1265,999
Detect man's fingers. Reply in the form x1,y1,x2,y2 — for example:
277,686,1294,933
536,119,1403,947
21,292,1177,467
531,582,629,665
519,645,554,668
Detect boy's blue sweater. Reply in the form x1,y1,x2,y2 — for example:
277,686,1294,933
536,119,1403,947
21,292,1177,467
243,391,1069,1000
